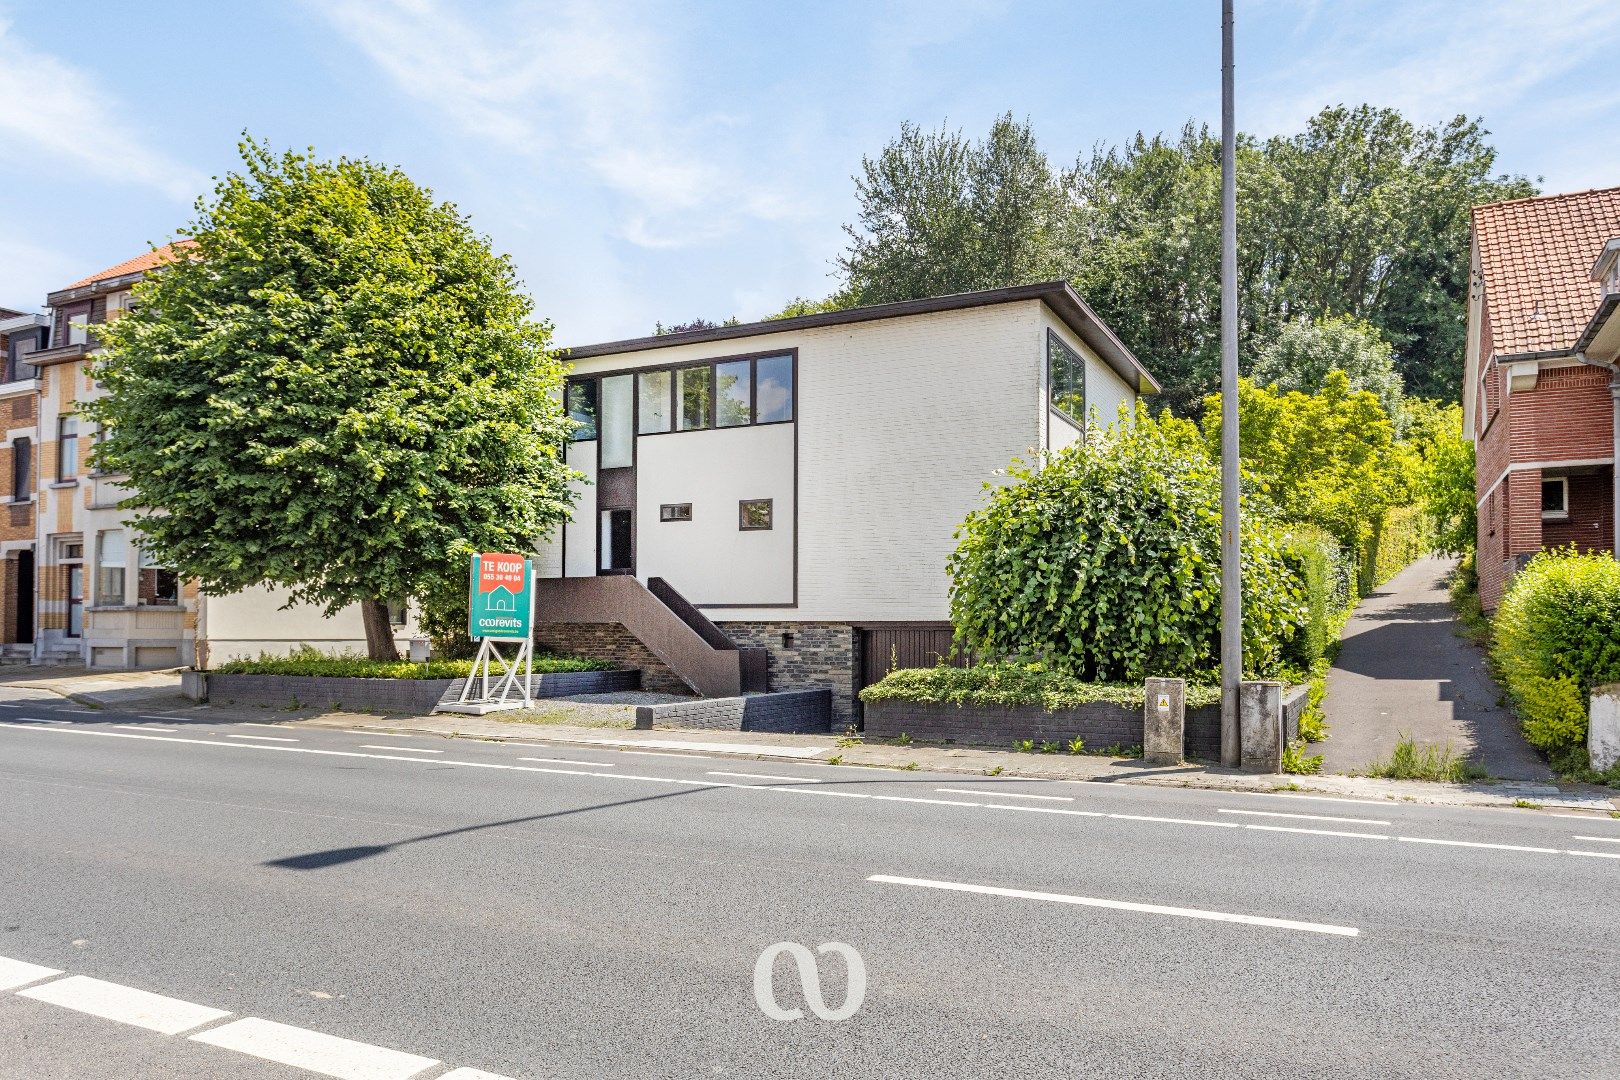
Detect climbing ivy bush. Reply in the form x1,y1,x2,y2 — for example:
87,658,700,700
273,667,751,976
947,409,1307,682
1493,549,1620,760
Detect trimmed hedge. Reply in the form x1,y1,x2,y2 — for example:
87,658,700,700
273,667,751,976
859,662,1223,712
1361,503,1430,594
1492,549,1620,763
1279,527,1350,669
210,653,614,679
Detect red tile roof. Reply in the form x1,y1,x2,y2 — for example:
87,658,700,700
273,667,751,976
1473,187,1620,357
61,240,195,290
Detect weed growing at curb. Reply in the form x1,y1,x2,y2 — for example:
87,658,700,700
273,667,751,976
827,755,843,766
893,733,912,747
1367,734,1489,784
1282,740,1324,775
1038,741,1061,754
1066,737,1085,755
987,765,1004,776
1513,798,1542,809
901,762,919,771
1014,739,1034,753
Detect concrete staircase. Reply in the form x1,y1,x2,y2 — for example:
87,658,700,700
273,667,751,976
532,576,767,698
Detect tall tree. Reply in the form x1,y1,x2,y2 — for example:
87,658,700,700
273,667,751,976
1251,314,1404,421
87,140,576,660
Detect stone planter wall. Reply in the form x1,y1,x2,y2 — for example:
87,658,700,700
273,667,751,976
635,689,832,735
194,668,640,713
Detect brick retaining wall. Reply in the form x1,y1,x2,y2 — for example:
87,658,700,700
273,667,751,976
635,689,832,734
716,622,856,731
199,668,641,713
532,623,689,694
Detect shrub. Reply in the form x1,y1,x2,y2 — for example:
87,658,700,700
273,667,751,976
210,648,613,679
858,661,1223,711
1278,529,1349,668
948,410,1306,682
1362,503,1430,593
1493,549,1620,758
1367,734,1487,783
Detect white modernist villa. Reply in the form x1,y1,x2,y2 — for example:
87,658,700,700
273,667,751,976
535,281,1159,726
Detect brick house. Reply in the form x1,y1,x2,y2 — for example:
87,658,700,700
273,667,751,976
1466,188,1620,610
0,307,50,657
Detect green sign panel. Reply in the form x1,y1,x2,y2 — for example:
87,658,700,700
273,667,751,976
467,552,533,640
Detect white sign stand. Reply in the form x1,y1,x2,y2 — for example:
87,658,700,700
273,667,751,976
435,562,537,716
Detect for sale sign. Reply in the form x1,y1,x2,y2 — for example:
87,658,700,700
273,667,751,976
467,552,533,640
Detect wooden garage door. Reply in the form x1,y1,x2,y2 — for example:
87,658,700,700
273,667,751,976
858,624,966,691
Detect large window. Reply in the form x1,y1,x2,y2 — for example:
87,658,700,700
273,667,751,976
57,416,78,481
716,360,752,427
566,380,597,441
1047,329,1086,429
755,354,794,424
138,544,179,606
567,353,796,441
96,530,127,606
599,374,633,468
637,370,672,434
677,366,712,431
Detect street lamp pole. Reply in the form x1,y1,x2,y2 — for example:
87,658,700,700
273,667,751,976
1219,0,1243,768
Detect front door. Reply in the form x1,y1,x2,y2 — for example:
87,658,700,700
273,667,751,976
16,550,33,643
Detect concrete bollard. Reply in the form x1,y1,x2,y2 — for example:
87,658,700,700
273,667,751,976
1591,685,1620,773
1239,681,1283,773
1142,677,1185,766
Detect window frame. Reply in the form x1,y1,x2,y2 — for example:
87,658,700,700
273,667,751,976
738,498,774,532
56,415,78,482
11,436,30,502
1541,476,1570,520
565,349,797,441
659,503,693,523
1046,328,1087,433
95,529,127,607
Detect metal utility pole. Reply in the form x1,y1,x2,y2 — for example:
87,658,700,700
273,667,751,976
1219,0,1243,768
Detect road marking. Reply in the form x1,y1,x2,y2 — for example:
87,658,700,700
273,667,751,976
190,1017,439,1079
361,745,441,754
0,955,62,990
938,787,1073,802
0,703,22,708
60,708,101,714
226,734,298,742
1568,849,1620,860
1218,808,1392,825
116,725,175,733
710,770,820,783
520,757,618,768
438,1069,520,1080
19,975,231,1035
868,875,1359,937
1395,836,1559,854
1243,824,1390,840
871,794,982,807
17,717,70,724
982,804,1106,818
238,723,288,730
1574,835,1620,844
1108,813,1238,828
1548,812,1620,821
618,750,713,760
780,787,868,799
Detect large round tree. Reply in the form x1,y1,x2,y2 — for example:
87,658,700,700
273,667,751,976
86,140,576,660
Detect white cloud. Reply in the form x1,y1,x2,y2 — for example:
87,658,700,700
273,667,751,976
0,234,80,311
0,17,205,202
309,0,805,250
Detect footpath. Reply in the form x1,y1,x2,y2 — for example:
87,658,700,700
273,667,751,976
11,664,1615,816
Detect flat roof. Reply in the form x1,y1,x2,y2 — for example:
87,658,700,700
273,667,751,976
562,280,1161,394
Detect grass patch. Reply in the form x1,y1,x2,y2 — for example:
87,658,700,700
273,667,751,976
1297,658,1331,744
860,662,1221,711
1366,734,1489,783
1281,740,1323,775
211,649,613,680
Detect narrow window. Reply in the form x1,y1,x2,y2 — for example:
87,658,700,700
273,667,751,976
755,354,794,424
96,530,126,606
138,544,179,606
1541,477,1569,519
66,310,90,346
12,437,30,502
676,366,712,431
1047,329,1086,428
637,369,672,434
739,498,773,531
660,503,693,522
599,374,634,468
566,379,598,441
57,416,78,481
716,360,752,427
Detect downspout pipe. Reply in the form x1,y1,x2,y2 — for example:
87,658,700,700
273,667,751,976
1576,351,1620,559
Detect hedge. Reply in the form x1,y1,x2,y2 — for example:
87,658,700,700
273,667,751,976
210,652,614,679
1279,527,1352,669
1361,503,1430,594
1492,549,1620,763
859,663,1223,711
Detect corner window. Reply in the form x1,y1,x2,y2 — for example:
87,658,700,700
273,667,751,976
1047,329,1086,429
676,366,712,431
716,360,752,427
566,379,598,441
754,354,794,424
57,416,78,481
637,369,672,434
660,503,693,522
739,498,773,531
96,530,126,606
1541,477,1569,520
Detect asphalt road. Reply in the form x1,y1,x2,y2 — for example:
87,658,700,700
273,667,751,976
2,690,1619,1079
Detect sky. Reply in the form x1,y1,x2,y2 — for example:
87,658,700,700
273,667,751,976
3,0,1620,345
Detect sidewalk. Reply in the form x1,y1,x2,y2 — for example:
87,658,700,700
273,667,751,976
0,665,187,710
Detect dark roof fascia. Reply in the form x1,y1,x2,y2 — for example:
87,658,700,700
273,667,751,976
1574,294,1620,354
46,270,149,307
1492,346,1579,364
562,281,1162,394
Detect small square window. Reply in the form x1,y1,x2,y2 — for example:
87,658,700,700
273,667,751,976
660,503,693,522
739,498,773,531
1541,477,1569,519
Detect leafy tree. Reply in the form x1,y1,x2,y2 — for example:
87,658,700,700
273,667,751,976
1400,399,1475,555
763,292,856,320
948,408,1305,682
1251,314,1404,420
654,316,740,335
838,114,1069,303
87,140,576,660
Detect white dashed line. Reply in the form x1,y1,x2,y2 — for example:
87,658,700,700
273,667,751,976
59,709,101,715
871,794,982,808
438,1069,520,1080
982,803,1105,818
225,734,298,742
868,875,1360,937
1568,849,1620,859
1573,835,1620,844
342,731,419,738
0,703,22,708
938,787,1073,802
360,745,441,754
238,723,287,730
17,717,69,724
19,975,232,1035
191,1017,439,1080
116,725,175,733
1108,813,1239,828
709,770,820,783
1395,836,1559,854
1218,808,1392,825
0,955,62,990
1243,824,1390,840
519,757,619,768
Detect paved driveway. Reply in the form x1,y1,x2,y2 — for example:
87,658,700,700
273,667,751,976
1317,556,1551,781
